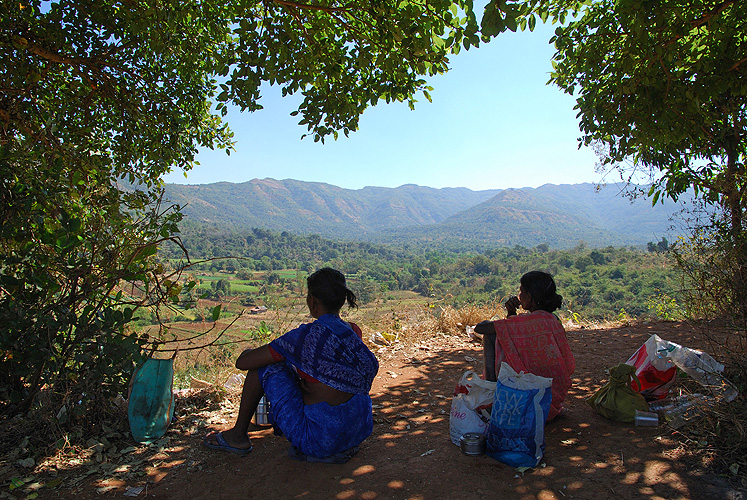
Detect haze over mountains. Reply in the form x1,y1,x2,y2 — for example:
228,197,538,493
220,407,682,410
163,178,688,249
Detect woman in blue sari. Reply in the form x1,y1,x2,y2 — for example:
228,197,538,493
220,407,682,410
204,268,379,462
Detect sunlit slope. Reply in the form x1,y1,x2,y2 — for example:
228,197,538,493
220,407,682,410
164,179,684,249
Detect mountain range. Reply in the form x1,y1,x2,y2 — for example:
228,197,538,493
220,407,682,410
163,178,688,249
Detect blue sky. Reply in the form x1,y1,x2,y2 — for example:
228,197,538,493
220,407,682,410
163,23,602,192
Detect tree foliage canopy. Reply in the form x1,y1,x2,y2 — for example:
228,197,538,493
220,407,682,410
4,0,485,171
536,0,746,233
0,0,508,420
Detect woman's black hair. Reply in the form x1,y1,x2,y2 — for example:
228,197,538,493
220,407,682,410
521,271,563,313
307,267,358,312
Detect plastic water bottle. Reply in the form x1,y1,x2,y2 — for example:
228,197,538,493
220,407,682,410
650,394,709,429
665,399,707,429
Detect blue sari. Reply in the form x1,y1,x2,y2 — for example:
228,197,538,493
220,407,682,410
259,314,379,459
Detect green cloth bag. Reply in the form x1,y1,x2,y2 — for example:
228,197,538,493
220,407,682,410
128,354,176,442
587,363,649,423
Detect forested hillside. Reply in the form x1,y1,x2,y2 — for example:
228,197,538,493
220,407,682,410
158,179,686,322
164,179,500,239
163,178,688,249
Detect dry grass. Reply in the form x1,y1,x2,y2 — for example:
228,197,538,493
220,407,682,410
672,396,747,489
0,385,232,496
357,298,506,345
420,302,504,335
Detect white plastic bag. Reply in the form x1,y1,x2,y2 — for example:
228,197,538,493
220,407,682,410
449,371,496,446
664,341,738,401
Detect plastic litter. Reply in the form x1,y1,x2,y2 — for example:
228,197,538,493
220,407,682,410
224,373,246,389
664,342,738,402
629,335,738,401
648,393,711,429
371,332,392,346
124,486,145,497
627,335,739,428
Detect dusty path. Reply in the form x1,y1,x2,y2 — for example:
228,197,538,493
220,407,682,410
13,321,745,500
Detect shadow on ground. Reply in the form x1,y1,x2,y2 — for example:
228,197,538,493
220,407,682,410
6,322,744,500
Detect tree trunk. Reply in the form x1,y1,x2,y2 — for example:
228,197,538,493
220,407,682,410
723,146,747,330
724,148,743,239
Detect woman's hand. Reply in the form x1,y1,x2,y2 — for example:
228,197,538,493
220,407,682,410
504,296,520,316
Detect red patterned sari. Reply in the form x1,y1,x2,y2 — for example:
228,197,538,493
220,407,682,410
489,311,575,420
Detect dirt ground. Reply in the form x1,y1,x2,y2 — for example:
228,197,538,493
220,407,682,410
5,321,746,500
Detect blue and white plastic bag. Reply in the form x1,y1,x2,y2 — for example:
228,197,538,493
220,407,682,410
486,362,552,467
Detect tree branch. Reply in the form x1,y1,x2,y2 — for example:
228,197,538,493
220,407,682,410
21,38,85,66
730,55,747,71
690,0,737,29
271,0,352,13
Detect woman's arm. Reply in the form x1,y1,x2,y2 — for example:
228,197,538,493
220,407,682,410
235,344,276,371
474,320,496,336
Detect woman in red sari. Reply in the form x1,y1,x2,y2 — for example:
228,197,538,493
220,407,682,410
475,271,575,421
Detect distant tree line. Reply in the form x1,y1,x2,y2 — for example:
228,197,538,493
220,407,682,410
647,237,669,254
161,225,681,320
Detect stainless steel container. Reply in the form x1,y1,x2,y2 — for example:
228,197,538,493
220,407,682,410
253,396,270,426
634,409,659,427
459,432,486,456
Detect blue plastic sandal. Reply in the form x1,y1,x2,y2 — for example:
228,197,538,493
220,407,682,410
203,432,253,456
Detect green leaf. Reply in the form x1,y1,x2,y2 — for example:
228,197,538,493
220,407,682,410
651,191,661,205
139,244,157,258
211,305,222,322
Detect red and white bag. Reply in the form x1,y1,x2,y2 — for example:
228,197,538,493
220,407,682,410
625,335,677,400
